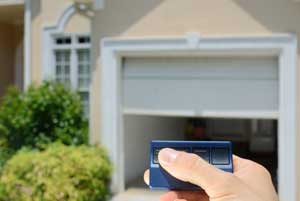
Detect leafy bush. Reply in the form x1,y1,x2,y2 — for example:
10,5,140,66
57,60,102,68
0,81,88,153
0,143,112,201
0,130,10,168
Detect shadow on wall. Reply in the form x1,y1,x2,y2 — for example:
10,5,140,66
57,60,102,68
0,23,14,98
91,0,300,72
91,0,164,72
232,0,300,38
31,0,41,20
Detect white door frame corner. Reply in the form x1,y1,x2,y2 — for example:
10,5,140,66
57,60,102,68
100,34,298,200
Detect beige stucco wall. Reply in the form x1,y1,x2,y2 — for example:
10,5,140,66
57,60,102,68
31,0,67,84
30,0,91,85
64,12,91,34
90,0,300,197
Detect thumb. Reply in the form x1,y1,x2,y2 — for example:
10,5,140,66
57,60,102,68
158,148,232,194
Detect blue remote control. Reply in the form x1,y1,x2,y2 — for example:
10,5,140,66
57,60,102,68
149,140,233,190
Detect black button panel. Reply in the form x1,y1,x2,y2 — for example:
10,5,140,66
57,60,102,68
192,148,210,162
150,141,233,190
153,146,229,165
153,148,161,164
212,148,229,165
173,148,190,153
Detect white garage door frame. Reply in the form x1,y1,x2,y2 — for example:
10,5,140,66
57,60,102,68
100,34,299,201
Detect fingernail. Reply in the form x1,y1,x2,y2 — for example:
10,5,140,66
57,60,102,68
159,148,178,165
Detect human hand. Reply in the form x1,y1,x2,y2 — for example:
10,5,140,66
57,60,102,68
144,148,278,201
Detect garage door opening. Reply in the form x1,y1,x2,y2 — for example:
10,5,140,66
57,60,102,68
123,115,278,190
101,35,298,200
122,55,279,190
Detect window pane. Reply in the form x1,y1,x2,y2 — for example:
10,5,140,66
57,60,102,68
55,50,71,86
56,38,63,44
56,52,62,62
78,36,90,44
56,65,62,74
65,37,71,44
77,49,90,90
64,65,70,74
55,37,72,45
53,34,91,119
80,92,89,117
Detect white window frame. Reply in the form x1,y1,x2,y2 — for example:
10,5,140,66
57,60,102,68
52,34,91,89
42,4,91,82
100,34,299,201
52,34,91,117
42,4,91,117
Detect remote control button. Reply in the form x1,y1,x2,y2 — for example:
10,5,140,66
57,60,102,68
192,148,210,162
174,148,190,153
153,147,189,164
212,148,229,165
153,148,161,164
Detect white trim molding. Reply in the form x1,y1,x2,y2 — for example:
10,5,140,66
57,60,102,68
42,4,76,80
100,34,299,201
24,0,31,89
123,108,279,120
0,0,24,6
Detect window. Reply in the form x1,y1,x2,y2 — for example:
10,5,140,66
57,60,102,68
55,50,71,85
53,35,91,117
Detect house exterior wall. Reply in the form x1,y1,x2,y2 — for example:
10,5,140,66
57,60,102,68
90,0,300,198
14,24,24,90
30,0,91,85
0,23,15,98
64,13,91,34
0,23,23,98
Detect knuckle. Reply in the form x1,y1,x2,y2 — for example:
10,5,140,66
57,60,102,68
247,162,272,180
176,152,202,171
189,157,202,173
255,164,272,178
186,154,203,172
207,173,239,195
218,173,240,192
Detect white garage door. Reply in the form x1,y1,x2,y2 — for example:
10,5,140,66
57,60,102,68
123,57,278,116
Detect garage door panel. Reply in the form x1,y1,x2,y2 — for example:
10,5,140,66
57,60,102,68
124,57,278,80
123,79,278,111
123,57,278,113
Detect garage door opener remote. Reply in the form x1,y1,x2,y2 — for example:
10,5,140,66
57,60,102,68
149,140,233,190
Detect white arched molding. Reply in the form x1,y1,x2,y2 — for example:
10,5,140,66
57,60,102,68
42,4,76,80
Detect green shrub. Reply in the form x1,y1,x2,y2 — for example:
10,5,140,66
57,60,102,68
0,81,88,153
0,143,112,201
0,126,14,170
